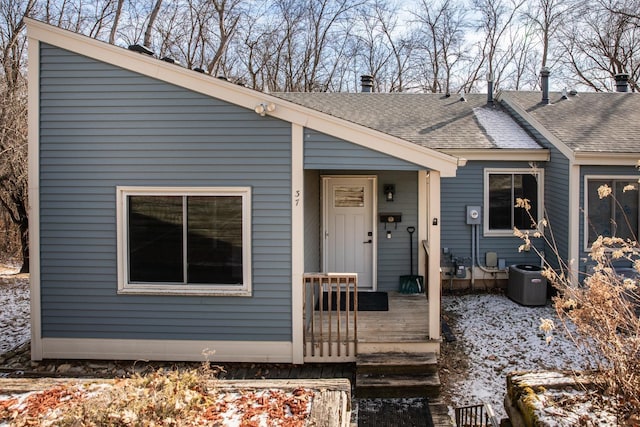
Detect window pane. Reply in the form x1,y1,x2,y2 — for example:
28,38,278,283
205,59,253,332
514,174,538,230
187,196,243,284
614,181,638,241
587,180,612,243
129,196,183,283
335,186,365,207
488,174,512,229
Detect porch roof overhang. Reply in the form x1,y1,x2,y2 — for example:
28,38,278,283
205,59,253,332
26,18,461,177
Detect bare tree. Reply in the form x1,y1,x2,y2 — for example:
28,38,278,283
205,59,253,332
144,0,163,48
523,0,572,69
349,3,396,92
108,0,124,44
557,1,640,91
459,0,526,93
412,0,466,94
0,0,34,272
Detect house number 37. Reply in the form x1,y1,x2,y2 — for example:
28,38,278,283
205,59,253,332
295,190,301,206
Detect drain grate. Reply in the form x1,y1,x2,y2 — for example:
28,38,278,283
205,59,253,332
355,397,434,427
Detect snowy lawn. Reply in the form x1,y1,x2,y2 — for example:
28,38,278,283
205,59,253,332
440,292,593,421
0,265,29,355
1,267,598,423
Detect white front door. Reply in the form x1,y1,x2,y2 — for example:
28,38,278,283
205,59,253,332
323,176,376,290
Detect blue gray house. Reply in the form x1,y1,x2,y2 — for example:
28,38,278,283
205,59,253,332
29,19,636,365
499,84,640,280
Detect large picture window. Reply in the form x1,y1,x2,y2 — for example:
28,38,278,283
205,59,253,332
117,187,251,295
484,169,543,235
585,177,639,248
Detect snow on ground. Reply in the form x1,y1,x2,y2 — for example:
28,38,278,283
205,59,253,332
0,267,597,423
0,265,30,354
440,293,593,421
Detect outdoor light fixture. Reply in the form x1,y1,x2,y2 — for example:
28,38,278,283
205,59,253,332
387,230,392,239
383,184,395,202
254,102,275,116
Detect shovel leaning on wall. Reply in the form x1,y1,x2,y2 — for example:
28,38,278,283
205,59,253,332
399,226,424,293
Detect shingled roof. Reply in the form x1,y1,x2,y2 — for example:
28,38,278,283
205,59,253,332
274,93,541,151
501,91,640,154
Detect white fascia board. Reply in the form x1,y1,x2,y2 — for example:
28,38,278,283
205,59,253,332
442,149,550,162
497,92,575,161
574,152,640,166
26,18,460,176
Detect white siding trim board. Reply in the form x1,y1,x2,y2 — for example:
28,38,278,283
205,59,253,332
291,123,304,364
28,37,43,360
40,338,292,362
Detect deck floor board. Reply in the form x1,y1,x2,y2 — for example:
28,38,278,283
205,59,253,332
307,292,429,344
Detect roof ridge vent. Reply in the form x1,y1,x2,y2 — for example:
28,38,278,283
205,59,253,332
540,67,551,105
615,73,630,92
487,72,494,104
361,74,374,93
128,44,154,56
161,56,179,64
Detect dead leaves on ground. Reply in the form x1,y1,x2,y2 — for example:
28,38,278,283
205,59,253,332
0,374,314,426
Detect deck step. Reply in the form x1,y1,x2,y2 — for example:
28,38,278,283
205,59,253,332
357,340,440,354
356,351,438,374
429,398,455,426
355,371,441,398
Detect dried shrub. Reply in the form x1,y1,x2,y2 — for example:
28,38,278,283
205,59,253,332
514,183,640,422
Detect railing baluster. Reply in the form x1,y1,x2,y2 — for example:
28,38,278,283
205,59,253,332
454,403,499,427
302,273,358,362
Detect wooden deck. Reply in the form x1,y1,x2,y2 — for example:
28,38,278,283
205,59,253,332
358,292,429,345
304,291,435,362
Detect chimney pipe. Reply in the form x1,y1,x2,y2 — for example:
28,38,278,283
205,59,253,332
361,74,373,93
615,73,629,92
540,67,551,105
487,72,494,104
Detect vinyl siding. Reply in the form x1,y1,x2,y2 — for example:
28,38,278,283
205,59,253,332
304,170,321,273
441,161,545,267
376,171,420,292
39,44,292,342
304,129,422,171
541,147,570,270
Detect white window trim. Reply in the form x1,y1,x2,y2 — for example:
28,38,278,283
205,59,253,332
116,186,252,296
583,175,639,251
483,168,544,237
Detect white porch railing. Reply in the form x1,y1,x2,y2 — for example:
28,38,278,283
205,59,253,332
303,273,358,362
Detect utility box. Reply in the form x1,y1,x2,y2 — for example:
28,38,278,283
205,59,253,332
466,206,481,225
508,264,547,306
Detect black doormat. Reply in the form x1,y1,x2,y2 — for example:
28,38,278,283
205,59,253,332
355,398,434,427
315,291,389,311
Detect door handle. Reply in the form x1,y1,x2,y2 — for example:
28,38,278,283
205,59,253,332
363,239,372,244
